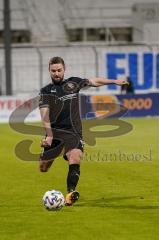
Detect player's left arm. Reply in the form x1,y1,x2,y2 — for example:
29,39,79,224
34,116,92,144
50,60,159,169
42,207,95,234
88,77,129,87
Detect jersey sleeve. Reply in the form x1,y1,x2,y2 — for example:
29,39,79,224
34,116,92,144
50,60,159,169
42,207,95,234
72,77,90,91
80,78,90,89
39,88,50,108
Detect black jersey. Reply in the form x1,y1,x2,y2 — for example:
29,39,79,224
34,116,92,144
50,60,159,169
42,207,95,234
39,77,89,136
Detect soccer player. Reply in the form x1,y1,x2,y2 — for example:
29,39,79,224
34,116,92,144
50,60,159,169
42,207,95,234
39,56,128,206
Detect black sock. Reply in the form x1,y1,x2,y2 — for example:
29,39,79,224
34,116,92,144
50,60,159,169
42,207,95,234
67,164,80,193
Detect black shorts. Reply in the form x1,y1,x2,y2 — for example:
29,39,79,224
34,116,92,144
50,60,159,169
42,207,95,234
40,129,84,161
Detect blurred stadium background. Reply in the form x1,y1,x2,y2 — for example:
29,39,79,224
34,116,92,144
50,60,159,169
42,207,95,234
0,0,159,121
0,1,159,240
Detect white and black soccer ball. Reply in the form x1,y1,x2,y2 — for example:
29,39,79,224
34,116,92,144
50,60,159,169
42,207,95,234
42,190,65,211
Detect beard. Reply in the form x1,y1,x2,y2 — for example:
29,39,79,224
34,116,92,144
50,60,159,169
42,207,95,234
51,75,64,84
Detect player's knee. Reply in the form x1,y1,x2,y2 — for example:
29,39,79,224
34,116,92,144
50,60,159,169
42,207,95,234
39,161,49,172
40,168,48,172
67,149,82,164
40,166,48,172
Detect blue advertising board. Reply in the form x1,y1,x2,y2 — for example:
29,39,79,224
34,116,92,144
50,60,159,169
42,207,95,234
105,53,159,92
80,93,159,118
117,93,159,117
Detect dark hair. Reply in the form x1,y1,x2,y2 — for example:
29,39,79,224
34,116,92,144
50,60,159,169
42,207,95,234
49,56,65,69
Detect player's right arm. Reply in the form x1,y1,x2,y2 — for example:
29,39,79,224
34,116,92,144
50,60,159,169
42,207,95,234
39,88,53,147
39,107,53,146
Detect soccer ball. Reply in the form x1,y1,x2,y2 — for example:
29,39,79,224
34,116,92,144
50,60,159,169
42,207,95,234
42,190,65,211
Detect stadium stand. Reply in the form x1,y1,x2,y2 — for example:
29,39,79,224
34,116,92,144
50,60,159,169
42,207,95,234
1,0,159,43
0,0,159,95
0,0,66,43
0,46,96,94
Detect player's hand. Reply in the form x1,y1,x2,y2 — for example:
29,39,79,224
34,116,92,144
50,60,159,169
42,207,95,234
41,136,53,147
115,79,129,86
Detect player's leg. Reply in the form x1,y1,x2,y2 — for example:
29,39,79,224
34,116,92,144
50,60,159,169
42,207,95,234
65,148,83,205
64,135,84,191
66,148,82,191
39,159,54,172
39,138,64,172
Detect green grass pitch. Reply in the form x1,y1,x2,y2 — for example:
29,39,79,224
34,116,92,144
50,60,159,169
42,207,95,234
0,118,159,240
